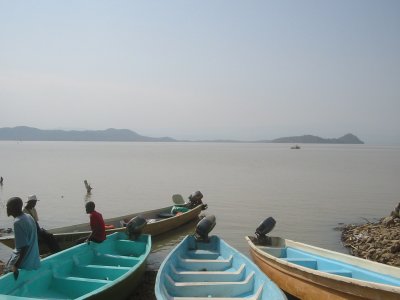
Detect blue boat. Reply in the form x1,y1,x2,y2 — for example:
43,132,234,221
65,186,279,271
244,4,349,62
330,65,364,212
0,232,151,299
155,215,287,299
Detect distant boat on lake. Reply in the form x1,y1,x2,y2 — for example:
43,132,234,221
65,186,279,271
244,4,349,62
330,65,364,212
290,145,301,149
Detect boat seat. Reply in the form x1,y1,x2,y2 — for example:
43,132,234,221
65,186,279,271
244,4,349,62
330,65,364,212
282,258,317,269
71,264,130,280
170,264,246,282
93,253,140,267
55,275,110,284
257,246,286,258
178,255,233,271
80,264,131,270
48,276,107,298
164,272,257,298
166,276,264,300
321,269,353,278
186,249,221,259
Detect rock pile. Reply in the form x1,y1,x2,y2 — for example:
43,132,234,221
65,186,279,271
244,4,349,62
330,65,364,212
341,207,400,267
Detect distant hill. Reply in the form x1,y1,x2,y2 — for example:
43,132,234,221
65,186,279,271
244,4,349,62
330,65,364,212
0,126,176,142
0,127,364,144
264,133,364,144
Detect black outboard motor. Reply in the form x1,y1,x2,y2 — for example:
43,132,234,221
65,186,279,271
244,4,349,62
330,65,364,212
255,217,276,245
195,215,216,242
188,191,208,210
125,216,147,240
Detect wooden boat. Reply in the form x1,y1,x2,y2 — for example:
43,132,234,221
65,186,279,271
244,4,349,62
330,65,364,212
0,204,203,254
0,232,151,299
155,215,287,299
246,236,400,300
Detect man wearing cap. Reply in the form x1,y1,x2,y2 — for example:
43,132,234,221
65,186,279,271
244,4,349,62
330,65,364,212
6,197,40,276
23,195,60,253
23,195,39,222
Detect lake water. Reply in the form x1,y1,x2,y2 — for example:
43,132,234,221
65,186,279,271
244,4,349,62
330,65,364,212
1,141,399,268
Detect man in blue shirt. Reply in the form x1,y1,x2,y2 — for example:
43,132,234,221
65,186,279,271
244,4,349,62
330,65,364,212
6,197,40,276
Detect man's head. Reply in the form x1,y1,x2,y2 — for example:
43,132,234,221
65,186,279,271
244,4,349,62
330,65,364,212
85,201,95,214
26,195,39,208
7,197,23,217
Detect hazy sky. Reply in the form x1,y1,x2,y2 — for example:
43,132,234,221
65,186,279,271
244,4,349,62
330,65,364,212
0,1,399,144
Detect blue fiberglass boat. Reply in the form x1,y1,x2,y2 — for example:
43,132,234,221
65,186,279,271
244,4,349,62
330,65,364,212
246,217,400,300
0,232,151,299
155,215,287,299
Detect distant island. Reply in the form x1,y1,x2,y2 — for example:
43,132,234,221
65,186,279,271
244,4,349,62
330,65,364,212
0,126,364,144
265,133,364,144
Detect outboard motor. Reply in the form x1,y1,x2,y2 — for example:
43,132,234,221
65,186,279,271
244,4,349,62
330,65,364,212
195,215,216,242
188,191,208,210
125,216,147,240
255,217,276,245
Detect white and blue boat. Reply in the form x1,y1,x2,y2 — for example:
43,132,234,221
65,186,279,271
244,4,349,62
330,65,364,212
155,215,287,299
0,232,151,299
246,217,400,300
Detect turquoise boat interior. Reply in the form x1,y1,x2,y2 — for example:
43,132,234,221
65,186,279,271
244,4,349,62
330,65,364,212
264,245,400,287
0,232,151,299
156,235,286,299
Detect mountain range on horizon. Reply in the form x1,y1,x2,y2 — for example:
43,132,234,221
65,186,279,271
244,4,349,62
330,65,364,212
0,126,364,144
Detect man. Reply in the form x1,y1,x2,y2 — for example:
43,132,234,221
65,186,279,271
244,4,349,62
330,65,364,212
23,195,39,222
23,195,60,253
6,197,40,276
84,180,93,194
85,201,106,243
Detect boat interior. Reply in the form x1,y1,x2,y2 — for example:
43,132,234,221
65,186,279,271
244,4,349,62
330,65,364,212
50,206,175,234
160,235,284,299
259,241,400,287
0,233,149,299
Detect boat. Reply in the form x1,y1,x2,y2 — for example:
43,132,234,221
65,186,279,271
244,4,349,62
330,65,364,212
0,203,204,254
155,215,287,299
290,145,301,149
0,231,151,299
246,217,400,300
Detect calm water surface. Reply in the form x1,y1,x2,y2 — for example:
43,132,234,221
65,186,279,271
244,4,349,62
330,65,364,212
1,142,399,267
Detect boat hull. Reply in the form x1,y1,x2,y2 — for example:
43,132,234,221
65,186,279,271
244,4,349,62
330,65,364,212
246,236,400,300
1,205,203,253
0,232,151,299
155,235,287,299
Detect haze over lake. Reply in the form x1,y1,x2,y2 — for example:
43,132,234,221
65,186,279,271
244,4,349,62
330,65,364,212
1,141,399,266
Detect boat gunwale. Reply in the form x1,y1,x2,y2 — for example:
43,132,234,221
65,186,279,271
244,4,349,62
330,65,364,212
245,236,400,294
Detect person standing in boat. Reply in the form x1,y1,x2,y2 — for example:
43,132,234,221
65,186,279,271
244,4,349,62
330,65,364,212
84,201,106,243
84,180,93,194
23,195,60,253
5,197,40,277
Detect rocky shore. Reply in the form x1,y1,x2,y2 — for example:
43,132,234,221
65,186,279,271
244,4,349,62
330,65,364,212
341,206,400,267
